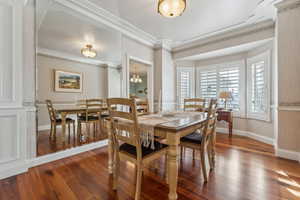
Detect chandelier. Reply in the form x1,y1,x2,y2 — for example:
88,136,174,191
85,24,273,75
81,44,97,58
130,74,142,83
158,0,186,18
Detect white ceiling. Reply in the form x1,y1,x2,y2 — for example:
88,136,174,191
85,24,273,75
88,0,276,42
38,1,122,65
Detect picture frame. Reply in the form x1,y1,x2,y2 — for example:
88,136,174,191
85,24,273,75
54,70,83,93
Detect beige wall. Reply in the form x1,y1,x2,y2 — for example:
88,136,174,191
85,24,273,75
37,55,108,126
276,2,300,153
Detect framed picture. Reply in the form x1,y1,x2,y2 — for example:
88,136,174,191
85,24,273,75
54,70,83,93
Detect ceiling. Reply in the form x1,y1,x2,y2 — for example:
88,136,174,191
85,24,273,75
37,1,122,65
88,0,276,42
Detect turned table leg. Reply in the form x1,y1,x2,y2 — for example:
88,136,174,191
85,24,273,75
168,144,179,200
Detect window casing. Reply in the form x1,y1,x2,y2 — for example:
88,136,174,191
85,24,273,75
247,51,271,121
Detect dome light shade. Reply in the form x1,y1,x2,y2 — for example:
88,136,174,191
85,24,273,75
81,44,97,58
158,0,186,18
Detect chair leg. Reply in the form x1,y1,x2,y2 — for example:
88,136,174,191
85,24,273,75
113,149,120,190
49,123,53,139
193,149,195,160
135,164,143,200
68,123,71,143
180,146,183,159
87,123,90,139
200,150,208,183
93,122,96,138
53,125,57,140
207,144,213,170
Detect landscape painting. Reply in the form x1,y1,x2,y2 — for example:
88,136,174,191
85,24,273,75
54,70,82,93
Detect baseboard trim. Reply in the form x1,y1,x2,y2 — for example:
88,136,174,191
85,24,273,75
30,139,108,168
0,162,29,180
276,148,300,162
216,127,274,145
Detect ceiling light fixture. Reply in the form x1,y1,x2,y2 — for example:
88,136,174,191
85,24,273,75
81,44,97,58
158,0,186,18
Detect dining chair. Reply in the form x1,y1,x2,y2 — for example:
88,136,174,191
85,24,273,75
184,98,206,112
107,98,168,200
180,99,218,182
77,99,106,139
182,98,206,157
45,99,75,141
135,98,150,115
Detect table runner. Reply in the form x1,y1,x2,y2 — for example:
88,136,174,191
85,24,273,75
132,111,205,149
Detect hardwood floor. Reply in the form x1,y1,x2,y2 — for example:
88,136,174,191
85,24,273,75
2,133,300,200
38,125,108,156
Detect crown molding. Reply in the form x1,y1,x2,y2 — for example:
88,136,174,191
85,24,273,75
53,0,158,47
172,20,275,52
275,0,300,12
37,48,120,67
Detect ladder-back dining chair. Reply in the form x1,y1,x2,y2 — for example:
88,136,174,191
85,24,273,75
135,98,150,116
77,99,106,140
184,98,206,112
180,99,218,182
45,100,75,141
107,98,168,200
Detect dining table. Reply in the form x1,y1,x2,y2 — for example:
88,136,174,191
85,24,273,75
106,111,213,200
56,107,108,143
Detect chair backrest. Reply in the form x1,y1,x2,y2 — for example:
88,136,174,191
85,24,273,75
45,100,56,122
184,98,206,112
135,98,149,115
201,99,218,148
107,98,143,159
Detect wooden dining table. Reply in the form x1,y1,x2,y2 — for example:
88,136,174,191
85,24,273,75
106,112,212,200
56,107,108,143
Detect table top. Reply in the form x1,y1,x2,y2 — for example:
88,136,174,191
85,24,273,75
137,111,207,132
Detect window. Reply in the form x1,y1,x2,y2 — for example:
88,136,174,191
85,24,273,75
247,51,270,121
196,61,245,116
176,67,195,108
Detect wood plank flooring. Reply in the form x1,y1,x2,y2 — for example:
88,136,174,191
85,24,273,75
38,126,107,156
1,133,300,200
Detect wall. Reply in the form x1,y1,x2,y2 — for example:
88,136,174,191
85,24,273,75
37,55,108,127
192,42,275,142
276,0,300,156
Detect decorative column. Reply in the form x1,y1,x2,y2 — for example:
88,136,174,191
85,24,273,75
275,0,300,161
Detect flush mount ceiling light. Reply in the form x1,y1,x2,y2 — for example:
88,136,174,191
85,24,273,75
81,44,97,58
158,0,186,18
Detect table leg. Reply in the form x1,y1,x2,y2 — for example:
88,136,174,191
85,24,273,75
61,112,67,143
168,144,179,200
106,120,114,174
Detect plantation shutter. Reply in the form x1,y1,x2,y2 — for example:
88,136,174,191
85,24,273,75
218,66,240,111
176,67,194,107
198,68,217,99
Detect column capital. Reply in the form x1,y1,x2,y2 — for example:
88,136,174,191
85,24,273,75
275,0,300,13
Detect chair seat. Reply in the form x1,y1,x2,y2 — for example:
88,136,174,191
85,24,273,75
100,113,110,118
56,118,74,123
181,132,203,144
78,116,100,121
119,141,168,157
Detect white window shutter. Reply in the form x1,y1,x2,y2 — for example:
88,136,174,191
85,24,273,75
176,67,195,108
247,51,270,121
198,68,217,99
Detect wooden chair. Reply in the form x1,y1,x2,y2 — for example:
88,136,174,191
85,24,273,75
182,98,206,157
135,98,150,115
180,99,218,182
77,99,107,139
184,98,206,112
107,98,168,200
45,100,75,141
